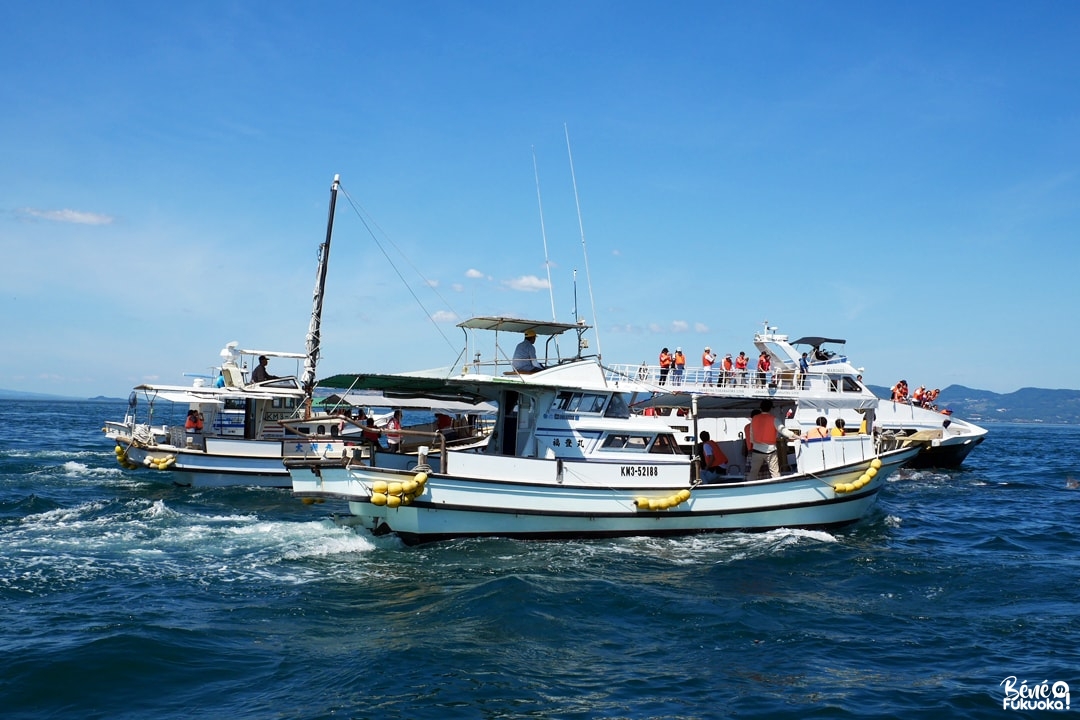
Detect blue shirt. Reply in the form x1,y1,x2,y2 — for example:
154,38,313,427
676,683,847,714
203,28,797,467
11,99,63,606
513,339,543,372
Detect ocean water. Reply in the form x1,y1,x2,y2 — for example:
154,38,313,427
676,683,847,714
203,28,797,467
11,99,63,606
1,399,1077,719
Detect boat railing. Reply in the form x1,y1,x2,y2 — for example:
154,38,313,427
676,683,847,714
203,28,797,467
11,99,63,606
282,416,458,472
604,364,860,397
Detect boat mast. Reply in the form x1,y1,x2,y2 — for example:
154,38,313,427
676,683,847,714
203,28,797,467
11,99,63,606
302,174,340,414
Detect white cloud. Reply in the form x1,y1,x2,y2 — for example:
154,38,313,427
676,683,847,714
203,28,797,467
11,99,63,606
504,275,550,292
671,320,689,332
451,283,464,292
694,322,709,333
426,279,439,288
18,208,115,225
431,310,459,323
465,268,485,279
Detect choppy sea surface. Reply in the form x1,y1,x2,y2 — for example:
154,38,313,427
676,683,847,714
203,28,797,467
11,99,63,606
2,399,1077,719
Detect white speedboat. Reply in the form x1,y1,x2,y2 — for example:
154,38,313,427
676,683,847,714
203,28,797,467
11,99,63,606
103,175,346,487
612,325,987,468
768,330,987,468
283,317,919,544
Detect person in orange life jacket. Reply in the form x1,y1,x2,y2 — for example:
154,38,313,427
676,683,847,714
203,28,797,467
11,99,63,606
698,430,729,483
756,351,771,387
658,348,672,385
891,379,909,402
702,347,717,385
734,351,749,385
804,416,830,440
361,416,380,446
747,399,796,479
831,418,847,437
672,347,686,385
743,410,759,458
721,353,734,387
185,409,204,433
386,410,403,453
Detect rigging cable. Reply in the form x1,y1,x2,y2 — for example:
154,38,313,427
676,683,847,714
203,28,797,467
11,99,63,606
337,184,458,353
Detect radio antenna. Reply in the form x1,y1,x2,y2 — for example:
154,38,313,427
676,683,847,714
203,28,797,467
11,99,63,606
532,146,557,321
564,124,601,358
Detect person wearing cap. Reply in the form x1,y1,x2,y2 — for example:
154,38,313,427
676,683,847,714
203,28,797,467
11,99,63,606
721,353,733,387
513,329,545,373
702,347,716,385
251,355,278,383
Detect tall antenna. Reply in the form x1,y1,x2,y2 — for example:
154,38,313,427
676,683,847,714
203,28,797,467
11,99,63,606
565,124,601,358
532,146,557,321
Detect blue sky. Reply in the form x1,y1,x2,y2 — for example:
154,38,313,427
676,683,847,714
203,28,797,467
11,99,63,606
3,1,1078,398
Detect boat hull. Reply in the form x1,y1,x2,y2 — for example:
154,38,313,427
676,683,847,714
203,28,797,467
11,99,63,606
903,434,985,469
291,447,918,544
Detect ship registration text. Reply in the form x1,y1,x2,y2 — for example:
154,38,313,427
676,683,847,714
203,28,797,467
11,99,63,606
620,466,659,477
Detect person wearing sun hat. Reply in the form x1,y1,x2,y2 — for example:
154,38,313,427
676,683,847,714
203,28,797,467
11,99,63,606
513,328,545,373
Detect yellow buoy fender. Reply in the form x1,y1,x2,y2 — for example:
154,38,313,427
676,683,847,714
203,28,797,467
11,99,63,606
677,489,692,502
387,482,403,497
414,471,428,484
635,497,651,509
301,497,316,505
870,458,882,470
402,480,417,494
386,494,402,508
372,480,388,495
370,492,388,506
866,466,878,478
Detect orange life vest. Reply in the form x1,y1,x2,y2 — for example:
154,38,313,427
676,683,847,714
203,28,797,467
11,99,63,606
702,352,714,368
805,426,829,440
735,356,748,370
674,351,685,368
659,351,671,368
723,357,733,371
703,440,727,468
750,413,778,446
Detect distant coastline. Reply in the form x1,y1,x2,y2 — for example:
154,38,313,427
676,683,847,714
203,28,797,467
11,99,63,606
0,389,124,402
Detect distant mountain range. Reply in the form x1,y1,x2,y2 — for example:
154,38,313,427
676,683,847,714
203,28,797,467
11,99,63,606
3,386,1079,424
0,389,122,402
866,385,1080,424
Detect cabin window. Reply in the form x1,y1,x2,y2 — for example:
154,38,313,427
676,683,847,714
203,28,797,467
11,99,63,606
649,434,681,454
223,398,246,411
554,391,607,414
840,376,861,393
602,434,651,450
272,397,297,409
603,393,631,419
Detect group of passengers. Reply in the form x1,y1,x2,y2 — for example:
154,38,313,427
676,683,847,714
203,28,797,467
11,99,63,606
891,380,942,409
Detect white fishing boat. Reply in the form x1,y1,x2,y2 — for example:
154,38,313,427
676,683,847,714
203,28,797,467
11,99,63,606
612,325,987,468
283,317,920,544
103,175,345,487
